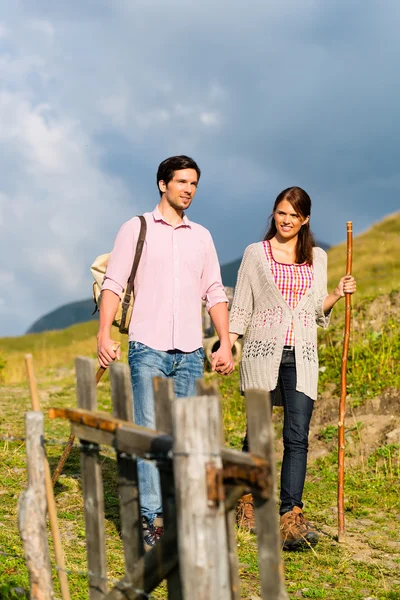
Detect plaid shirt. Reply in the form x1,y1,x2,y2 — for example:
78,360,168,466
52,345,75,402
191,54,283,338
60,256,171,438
264,240,314,346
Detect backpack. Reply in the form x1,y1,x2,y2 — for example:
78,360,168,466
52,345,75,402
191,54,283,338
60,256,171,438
91,215,147,334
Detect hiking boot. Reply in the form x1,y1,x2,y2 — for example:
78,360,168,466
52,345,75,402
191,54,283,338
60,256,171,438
142,515,164,552
280,506,318,551
236,493,256,533
153,515,164,542
142,516,157,552
303,516,319,546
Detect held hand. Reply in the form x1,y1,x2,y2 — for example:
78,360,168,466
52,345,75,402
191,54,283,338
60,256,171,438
211,344,235,376
97,336,121,369
334,275,357,298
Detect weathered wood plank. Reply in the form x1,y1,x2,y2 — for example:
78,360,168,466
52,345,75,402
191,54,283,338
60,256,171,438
76,357,107,599
173,394,231,600
154,377,183,600
246,389,289,600
75,356,97,410
18,412,54,600
226,509,241,600
59,415,271,491
110,362,133,422
49,407,123,432
71,424,114,448
105,516,178,600
116,423,172,457
196,379,241,600
109,362,144,583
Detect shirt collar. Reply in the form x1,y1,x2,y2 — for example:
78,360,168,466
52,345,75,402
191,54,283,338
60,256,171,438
152,206,191,228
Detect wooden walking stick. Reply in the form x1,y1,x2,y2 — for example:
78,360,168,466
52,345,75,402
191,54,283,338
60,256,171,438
25,354,71,600
51,344,120,486
337,222,353,542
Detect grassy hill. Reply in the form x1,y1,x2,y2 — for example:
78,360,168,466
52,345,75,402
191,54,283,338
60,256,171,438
327,211,400,298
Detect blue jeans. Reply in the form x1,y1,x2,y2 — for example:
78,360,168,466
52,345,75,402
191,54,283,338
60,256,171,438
242,349,314,515
128,341,205,523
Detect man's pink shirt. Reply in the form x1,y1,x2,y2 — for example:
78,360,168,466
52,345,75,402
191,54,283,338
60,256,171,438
102,207,228,352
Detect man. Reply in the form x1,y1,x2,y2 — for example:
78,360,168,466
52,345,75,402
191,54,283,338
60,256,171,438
97,155,233,550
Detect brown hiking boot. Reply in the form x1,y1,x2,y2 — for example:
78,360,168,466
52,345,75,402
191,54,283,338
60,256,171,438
280,506,318,551
236,493,256,533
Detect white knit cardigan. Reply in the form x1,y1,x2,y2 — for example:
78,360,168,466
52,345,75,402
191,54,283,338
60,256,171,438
229,243,331,402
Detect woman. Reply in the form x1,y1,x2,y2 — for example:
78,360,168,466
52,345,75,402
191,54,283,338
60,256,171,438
228,186,356,550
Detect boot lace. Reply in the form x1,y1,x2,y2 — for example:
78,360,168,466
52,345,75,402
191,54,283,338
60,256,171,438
280,510,307,540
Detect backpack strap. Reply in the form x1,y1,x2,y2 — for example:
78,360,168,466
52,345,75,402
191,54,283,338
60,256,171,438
119,215,147,333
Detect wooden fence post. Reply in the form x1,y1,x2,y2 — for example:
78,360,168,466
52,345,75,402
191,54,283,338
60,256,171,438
154,377,183,600
246,389,288,600
18,411,54,600
25,353,71,600
172,393,231,600
76,357,107,599
109,362,144,584
196,379,241,600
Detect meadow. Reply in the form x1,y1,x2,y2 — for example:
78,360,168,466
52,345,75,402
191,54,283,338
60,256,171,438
0,213,399,599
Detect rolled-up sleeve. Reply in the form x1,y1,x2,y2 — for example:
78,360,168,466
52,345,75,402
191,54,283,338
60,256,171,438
101,219,137,299
201,235,228,311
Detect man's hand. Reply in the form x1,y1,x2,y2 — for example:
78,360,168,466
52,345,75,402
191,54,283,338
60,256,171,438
97,335,121,369
211,343,234,376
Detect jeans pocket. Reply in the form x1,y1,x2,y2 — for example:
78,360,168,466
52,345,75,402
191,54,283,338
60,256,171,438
128,341,149,359
195,347,205,361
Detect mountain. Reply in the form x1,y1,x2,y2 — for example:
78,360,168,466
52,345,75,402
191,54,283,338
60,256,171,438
27,239,330,334
27,298,97,334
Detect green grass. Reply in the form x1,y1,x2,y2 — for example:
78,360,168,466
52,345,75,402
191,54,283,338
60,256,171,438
1,363,400,599
318,293,400,403
327,212,400,299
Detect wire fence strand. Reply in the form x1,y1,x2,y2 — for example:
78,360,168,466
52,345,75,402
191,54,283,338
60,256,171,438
0,434,221,460
1,547,156,598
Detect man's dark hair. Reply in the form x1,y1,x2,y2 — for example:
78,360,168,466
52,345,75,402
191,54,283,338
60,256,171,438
156,155,201,196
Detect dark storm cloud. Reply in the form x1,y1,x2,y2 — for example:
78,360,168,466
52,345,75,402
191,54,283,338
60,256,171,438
0,0,399,335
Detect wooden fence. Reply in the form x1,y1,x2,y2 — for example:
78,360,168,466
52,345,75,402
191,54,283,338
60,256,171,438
20,356,288,600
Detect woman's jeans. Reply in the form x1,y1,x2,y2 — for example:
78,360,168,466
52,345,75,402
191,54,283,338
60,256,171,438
128,341,205,523
242,349,314,515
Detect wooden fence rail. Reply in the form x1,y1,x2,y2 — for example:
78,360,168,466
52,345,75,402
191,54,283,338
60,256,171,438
21,356,288,599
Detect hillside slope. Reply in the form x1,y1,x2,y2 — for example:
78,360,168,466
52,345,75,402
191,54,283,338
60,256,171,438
27,298,96,334
327,211,400,298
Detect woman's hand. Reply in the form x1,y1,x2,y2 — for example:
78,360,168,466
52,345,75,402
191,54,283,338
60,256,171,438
212,333,240,376
212,340,235,376
333,275,357,298
323,275,357,313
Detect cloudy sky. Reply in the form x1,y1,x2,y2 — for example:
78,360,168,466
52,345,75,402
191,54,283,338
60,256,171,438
1,0,399,337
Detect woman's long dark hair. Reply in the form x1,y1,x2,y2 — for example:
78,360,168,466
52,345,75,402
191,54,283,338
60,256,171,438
263,187,315,265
